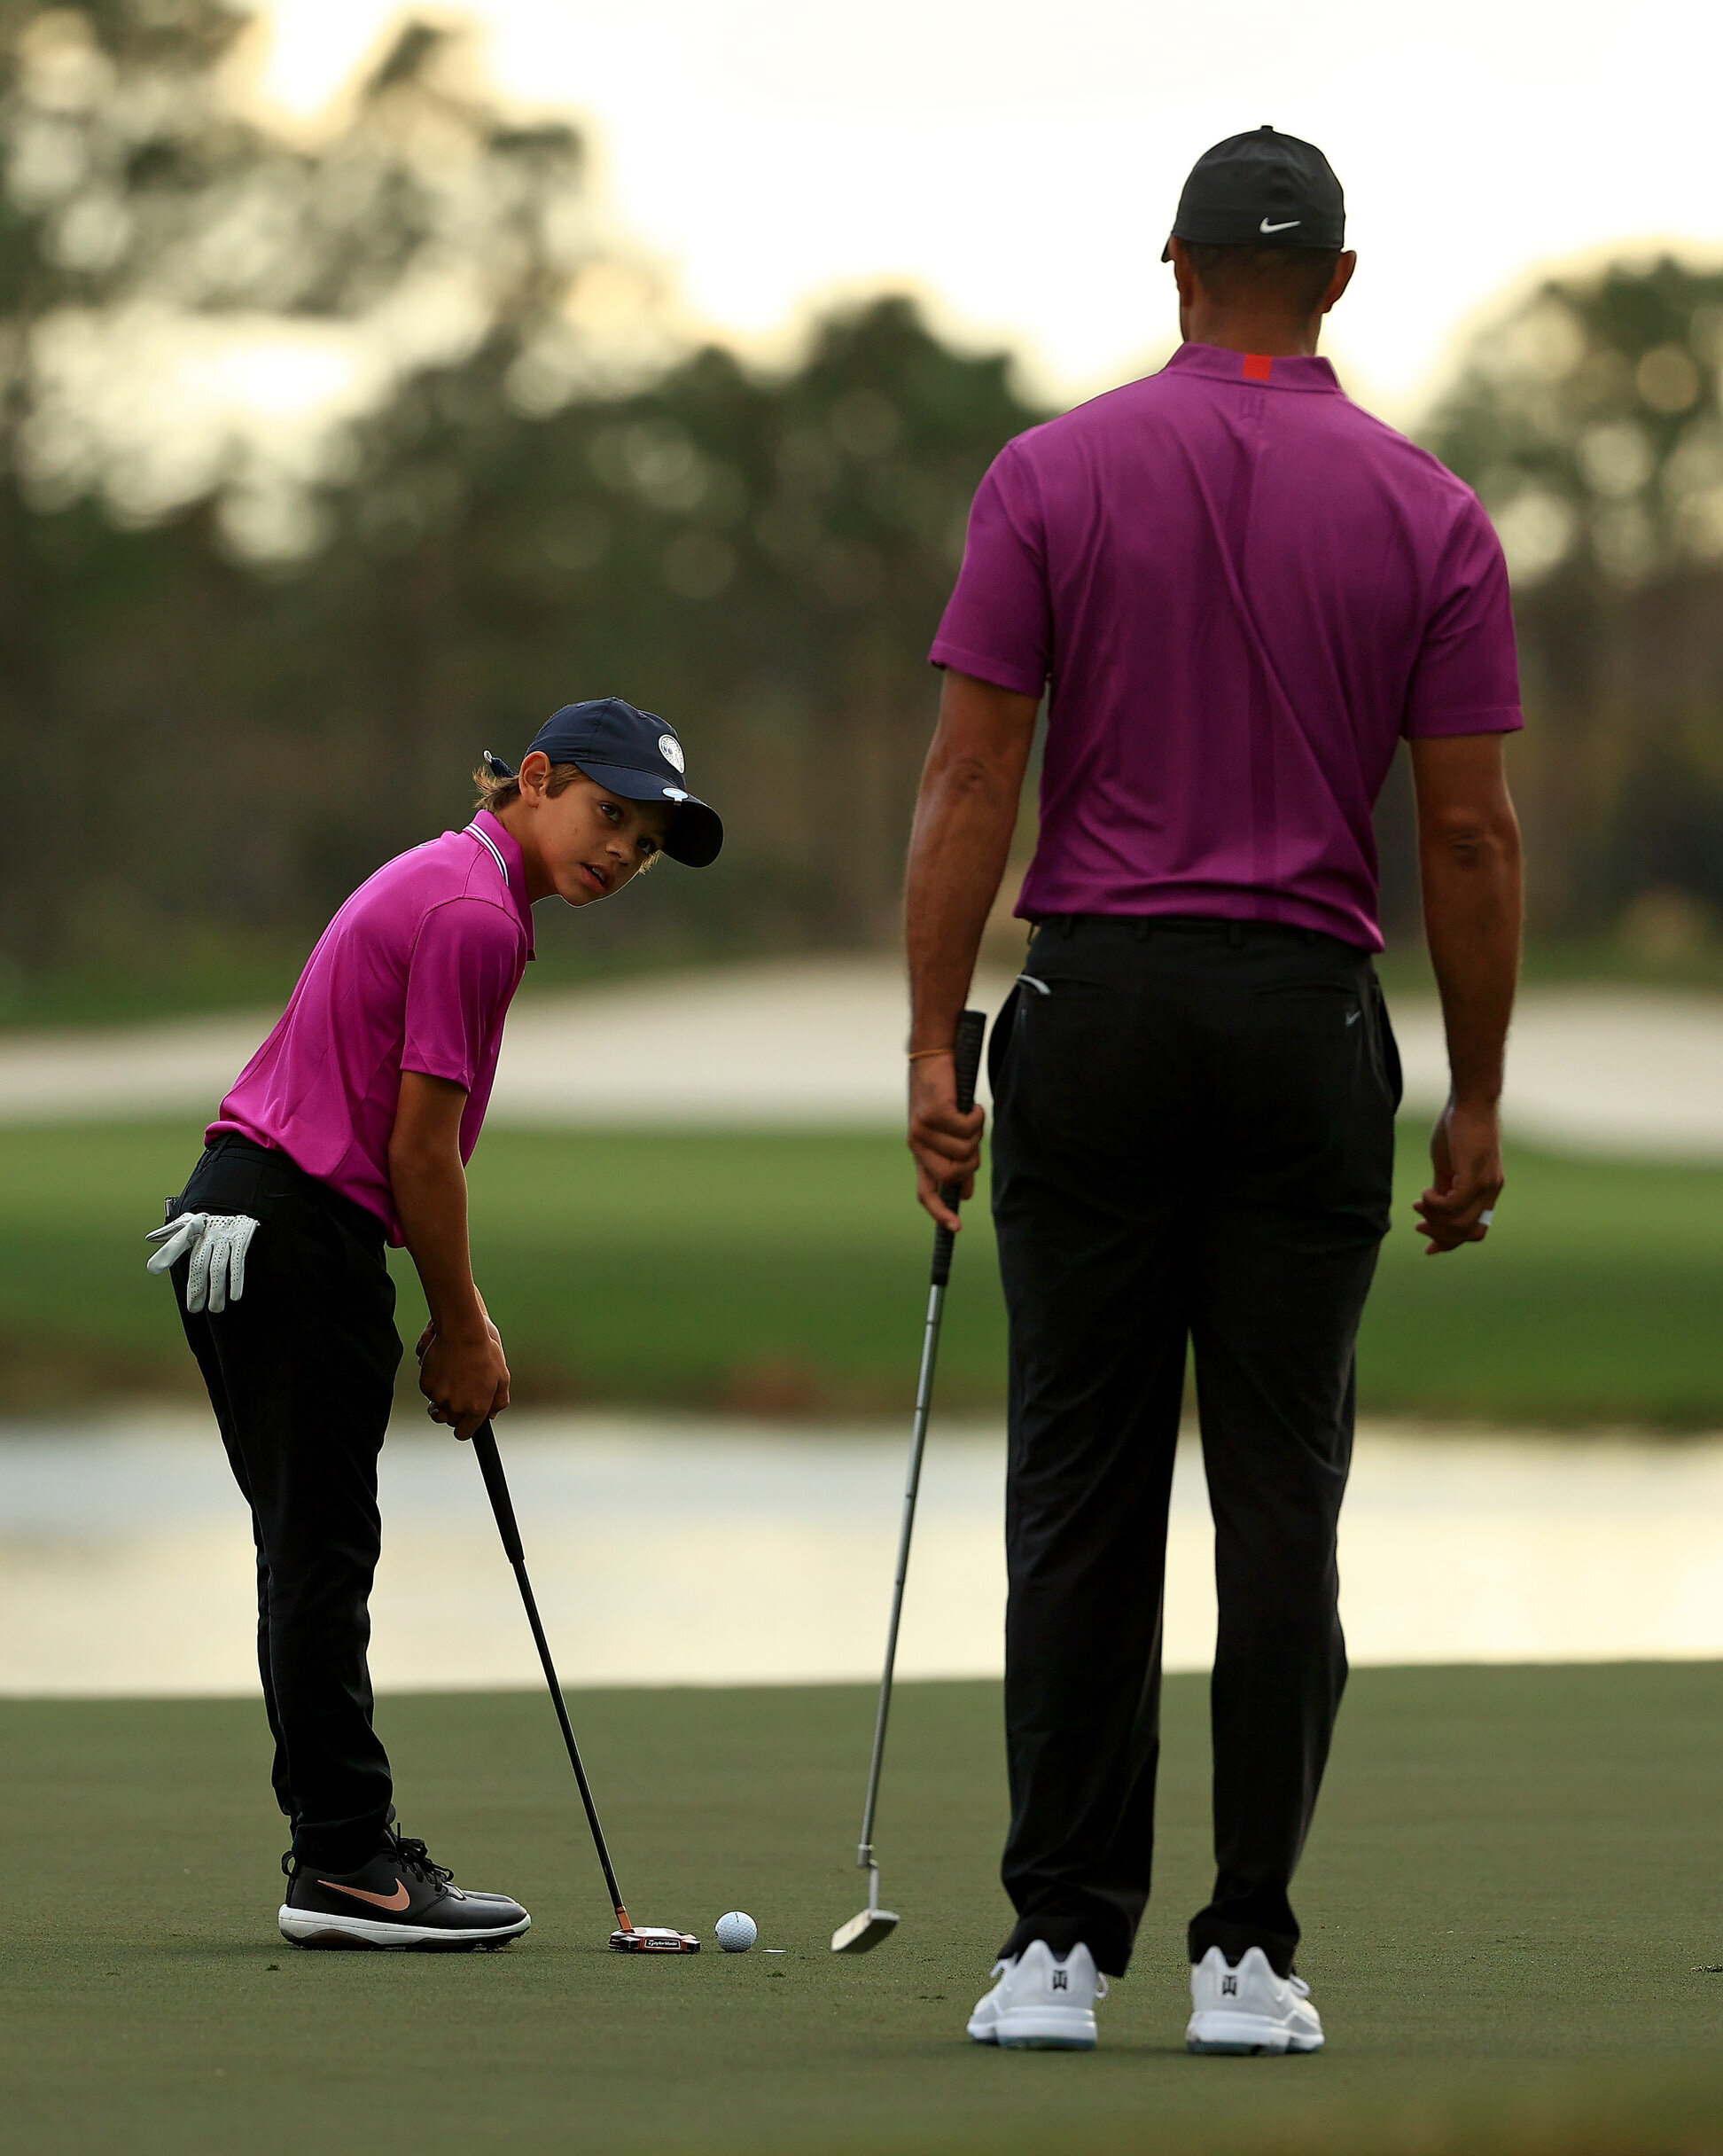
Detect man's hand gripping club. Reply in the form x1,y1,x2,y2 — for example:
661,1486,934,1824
904,670,1039,1230
909,1056,986,1233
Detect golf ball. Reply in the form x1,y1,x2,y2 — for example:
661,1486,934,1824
714,1910,758,1953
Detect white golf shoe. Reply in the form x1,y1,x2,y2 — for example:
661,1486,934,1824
967,1940,1108,2050
1185,1944,1324,2054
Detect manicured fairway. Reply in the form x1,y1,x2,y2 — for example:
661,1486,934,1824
4,1667,1722,2154
4,1119,1723,1422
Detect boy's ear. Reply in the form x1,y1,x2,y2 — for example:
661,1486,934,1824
518,750,552,795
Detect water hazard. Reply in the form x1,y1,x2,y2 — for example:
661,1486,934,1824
3,1412,1720,1695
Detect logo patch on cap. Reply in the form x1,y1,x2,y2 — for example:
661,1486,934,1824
659,733,685,773
663,787,689,801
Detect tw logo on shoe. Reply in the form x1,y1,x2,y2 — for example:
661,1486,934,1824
1221,1973,1238,1996
1052,1969,1068,1991
318,1877,411,1910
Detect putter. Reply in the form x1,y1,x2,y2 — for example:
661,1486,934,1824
470,1419,698,1953
832,1006,988,1955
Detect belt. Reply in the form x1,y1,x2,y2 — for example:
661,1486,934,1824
203,1134,386,1246
1033,913,1362,953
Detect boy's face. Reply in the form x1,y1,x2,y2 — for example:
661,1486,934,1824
512,760,672,906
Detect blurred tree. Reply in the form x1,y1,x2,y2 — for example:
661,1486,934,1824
1423,258,1723,938
3,7,1717,1004
0,0,1046,1004
0,2,594,519
307,294,1043,959
0,0,599,986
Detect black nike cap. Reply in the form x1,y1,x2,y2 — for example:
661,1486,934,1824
487,697,723,868
1161,125,1345,262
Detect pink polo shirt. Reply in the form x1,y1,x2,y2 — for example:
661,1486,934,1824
931,342,1524,950
210,810,534,1242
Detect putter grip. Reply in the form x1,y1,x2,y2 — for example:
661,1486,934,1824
931,1008,988,1289
472,1421,525,1564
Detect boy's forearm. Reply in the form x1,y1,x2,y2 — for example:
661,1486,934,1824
391,1152,486,1338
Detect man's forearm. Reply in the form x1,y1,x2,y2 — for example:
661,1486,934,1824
905,777,1015,1049
1421,819,1522,1104
905,676,1037,1049
392,1152,486,1340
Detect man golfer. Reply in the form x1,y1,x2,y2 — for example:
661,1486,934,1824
905,128,1523,2052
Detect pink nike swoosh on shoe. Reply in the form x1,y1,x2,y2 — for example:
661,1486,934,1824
317,1877,411,1910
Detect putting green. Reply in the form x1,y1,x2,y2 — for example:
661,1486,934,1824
4,1666,1722,2153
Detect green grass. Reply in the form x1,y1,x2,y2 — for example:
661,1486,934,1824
4,1118,1723,1424
11,928,1723,1032
1361,1137,1723,1424
4,1666,1723,2154
0,927,767,1032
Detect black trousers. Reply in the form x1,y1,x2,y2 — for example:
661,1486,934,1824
990,915,1400,1980
169,1135,402,1870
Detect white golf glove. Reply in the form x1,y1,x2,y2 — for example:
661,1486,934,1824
145,1213,260,1314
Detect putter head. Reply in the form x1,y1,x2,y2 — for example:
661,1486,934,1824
831,1906,900,1954
611,1925,700,1953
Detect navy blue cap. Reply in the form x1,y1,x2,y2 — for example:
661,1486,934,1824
492,697,722,868
1162,125,1345,261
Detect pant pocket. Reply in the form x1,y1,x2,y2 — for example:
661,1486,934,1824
1004,972,1135,1160
1368,980,1403,1112
988,984,1021,1103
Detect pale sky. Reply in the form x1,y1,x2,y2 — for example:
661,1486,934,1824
247,0,1722,424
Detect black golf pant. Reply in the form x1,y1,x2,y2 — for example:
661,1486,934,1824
991,915,1400,1980
169,1135,402,1871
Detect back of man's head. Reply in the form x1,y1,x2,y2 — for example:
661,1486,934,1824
1165,126,1350,334
1181,242,1343,319
1166,127,1345,321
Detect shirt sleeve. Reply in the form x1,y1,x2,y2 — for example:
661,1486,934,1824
1402,495,1525,738
402,899,520,1093
928,445,1051,698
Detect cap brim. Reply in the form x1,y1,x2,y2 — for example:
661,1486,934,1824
578,758,724,868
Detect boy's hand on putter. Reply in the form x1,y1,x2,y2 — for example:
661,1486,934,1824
908,1054,984,1231
419,1318,510,1440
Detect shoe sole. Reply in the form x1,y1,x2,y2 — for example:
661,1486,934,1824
278,1905,531,1952
1185,2011,1321,2056
994,2011,1097,2051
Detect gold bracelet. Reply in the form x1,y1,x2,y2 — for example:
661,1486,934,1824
907,1046,955,1062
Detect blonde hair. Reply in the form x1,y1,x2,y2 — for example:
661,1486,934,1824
472,758,659,869
472,758,584,814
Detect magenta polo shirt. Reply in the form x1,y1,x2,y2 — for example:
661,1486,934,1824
930,342,1523,950
209,810,534,1242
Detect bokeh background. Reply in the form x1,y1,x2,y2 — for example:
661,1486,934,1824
2,0,1721,1429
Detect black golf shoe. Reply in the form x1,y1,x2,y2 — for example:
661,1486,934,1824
278,1826,531,1951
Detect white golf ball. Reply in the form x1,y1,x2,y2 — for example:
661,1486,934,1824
714,1910,758,1953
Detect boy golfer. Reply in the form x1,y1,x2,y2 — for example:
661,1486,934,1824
146,699,722,1949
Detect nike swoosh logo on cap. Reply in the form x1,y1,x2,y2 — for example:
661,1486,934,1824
1259,217,1301,233
317,1877,411,1910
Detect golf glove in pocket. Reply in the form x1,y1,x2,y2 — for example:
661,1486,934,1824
145,1212,259,1314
